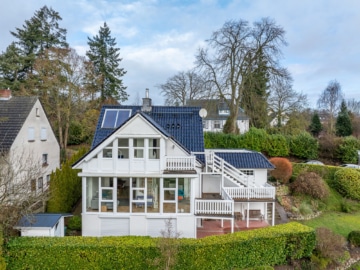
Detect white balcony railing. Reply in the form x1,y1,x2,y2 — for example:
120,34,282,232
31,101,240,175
165,156,196,171
195,199,233,215
224,185,276,200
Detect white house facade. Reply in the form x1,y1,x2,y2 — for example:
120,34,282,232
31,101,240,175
73,93,275,238
187,99,250,134
0,89,60,195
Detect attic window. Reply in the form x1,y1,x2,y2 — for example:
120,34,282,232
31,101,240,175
101,109,131,128
36,108,40,117
218,109,230,115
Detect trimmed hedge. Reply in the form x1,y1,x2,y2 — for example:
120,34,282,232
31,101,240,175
289,132,318,159
6,222,315,269
334,168,360,200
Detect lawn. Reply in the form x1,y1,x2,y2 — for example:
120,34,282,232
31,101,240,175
300,211,360,237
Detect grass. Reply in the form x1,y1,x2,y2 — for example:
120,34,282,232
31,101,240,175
300,211,360,238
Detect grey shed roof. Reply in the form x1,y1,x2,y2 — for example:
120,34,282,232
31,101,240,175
15,213,71,228
0,96,37,151
213,150,275,169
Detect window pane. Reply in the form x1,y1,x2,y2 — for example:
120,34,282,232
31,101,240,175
163,203,176,213
148,149,159,159
147,178,159,213
87,177,99,212
102,110,117,128
118,138,128,147
103,149,112,158
101,190,113,200
134,139,144,147
117,178,129,213
118,149,129,159
134,149,143,158
132,178,145,188
40,128,47,141
101,177,113,187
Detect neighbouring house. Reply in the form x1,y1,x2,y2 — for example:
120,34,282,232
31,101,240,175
268,111,289,127
0,89,60,196
187,99,249,134
72,90,275,238
14,213,72,237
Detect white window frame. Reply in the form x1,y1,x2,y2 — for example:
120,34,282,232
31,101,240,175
40,127,47,141
28,127,35,141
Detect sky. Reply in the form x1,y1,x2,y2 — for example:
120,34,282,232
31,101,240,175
0,0,359,107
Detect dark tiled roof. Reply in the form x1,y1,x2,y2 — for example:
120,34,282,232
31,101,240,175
186,99,249,120
214,151,275,169
0,96,37,151
91,105,205,155
16,213,70,228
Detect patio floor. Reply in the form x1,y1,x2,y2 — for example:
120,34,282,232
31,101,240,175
197,219,269,238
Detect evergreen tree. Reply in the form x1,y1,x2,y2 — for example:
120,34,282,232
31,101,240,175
0,43,25,90
86,22,127,102
241,49,269,129
336,100,352,137
309,112,322,136
6,5,68,91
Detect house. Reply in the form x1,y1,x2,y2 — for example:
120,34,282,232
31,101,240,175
268,111,289,127
0,89,60,194
72,90,275,238
14,213,72,237
187,99,249,134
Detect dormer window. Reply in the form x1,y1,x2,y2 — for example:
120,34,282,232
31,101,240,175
218,109,230,115
101,109,131,128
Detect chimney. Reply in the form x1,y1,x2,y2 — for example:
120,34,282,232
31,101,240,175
142,88,152,112
0,89,12,100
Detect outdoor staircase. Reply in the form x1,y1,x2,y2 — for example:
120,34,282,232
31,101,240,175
267,202,288,225
206,152,249,188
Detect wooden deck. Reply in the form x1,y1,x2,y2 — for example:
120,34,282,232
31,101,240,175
197,219,269,238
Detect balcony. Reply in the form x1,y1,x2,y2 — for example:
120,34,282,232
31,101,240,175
224,183,275,200
165,156,196,172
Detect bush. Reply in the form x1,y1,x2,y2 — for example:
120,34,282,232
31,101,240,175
289,132,318,159
291,172,329,200
318,133,341,160
242,128,268,152
334,168,360,200
337,136,360,164
348,231,360,247
269,157,293,184
312,227,347,269
6,223,316,270
67,216,81,231
47,148,88,213
265,134,289,157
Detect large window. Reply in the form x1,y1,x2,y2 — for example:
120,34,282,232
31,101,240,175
133,139,144,158
103,142,113,158
163,178,176,213
100,177,114,212
118,138,129,159
148,138,160,159
101,109,132,128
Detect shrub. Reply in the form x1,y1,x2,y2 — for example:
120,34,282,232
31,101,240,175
269,157,293,184
289,132,318,159
337,136,360,164
348,231,360,247
312,227,347,269
334,168,360,200
47,148,88,213
67,216,81,231
242,128,268,152
265,134,289,157
318,133,341,160
290,172,329,200
299,202,313,216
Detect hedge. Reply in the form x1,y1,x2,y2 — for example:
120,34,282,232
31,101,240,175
334,168,360,200
6,222,315,270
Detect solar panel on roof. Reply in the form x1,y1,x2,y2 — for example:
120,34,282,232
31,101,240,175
101,109,132,128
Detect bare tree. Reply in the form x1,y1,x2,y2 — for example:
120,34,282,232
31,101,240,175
158,70,213,106
0,148,49,240
196,18,289,134
152,218,181,270
317,80,344,134
268,77,308,127
30,47,90,152
347,98,360,116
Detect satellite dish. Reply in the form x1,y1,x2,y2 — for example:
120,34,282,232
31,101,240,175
199,108,208,118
